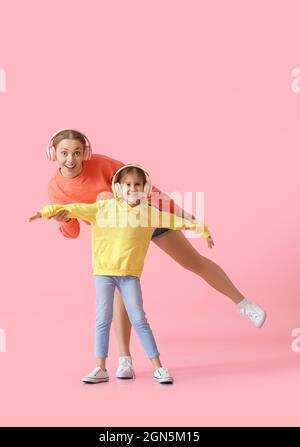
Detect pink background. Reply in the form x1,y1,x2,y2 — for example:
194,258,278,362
0,0,300,426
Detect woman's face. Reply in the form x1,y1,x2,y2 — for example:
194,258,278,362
55,138,85,179
120,171,145,206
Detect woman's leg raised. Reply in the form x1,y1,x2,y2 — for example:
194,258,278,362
152,230,245,304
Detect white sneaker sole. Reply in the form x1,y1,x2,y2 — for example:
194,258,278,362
154,377,174,384
115,368,135,379
81,377,109,384
255,312,267,328
116,374,134,379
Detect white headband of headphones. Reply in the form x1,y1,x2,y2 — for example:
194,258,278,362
111,164,152,198
46,128,92,161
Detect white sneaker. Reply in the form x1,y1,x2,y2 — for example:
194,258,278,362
116,356,135,379
238,299,266,328
153,367,174,384
81,366,109,384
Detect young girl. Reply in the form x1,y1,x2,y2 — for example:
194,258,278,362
46,129,266,379
30,164,212,384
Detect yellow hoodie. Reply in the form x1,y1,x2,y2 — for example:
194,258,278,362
40,198,210,278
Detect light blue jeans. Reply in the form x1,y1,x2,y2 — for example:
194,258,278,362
95,275,160,359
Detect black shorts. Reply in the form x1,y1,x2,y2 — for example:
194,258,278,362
151,228,171,239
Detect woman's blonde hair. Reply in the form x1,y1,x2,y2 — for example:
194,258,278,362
52,129,86,149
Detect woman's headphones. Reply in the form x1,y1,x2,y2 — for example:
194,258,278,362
111,164,152,198
46,128,92,161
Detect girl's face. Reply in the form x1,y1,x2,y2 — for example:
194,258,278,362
55,138,85,179
120,172,145,207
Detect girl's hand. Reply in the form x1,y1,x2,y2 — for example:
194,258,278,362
29,212,42,222
207,235,215,248
47,210,71,222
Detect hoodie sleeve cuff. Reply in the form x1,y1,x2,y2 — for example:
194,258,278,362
194,221,210,239
39,206,51,218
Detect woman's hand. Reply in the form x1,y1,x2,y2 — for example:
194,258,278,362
96,191,114,201
29,212,42,222
47,210,71,222
207,235,215,248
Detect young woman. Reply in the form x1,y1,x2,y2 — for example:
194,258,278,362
46,129,266,379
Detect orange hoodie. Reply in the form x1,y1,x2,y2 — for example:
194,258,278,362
48,154,172,238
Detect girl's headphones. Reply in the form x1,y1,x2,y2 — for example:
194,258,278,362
46,128,92,161
111,164,152,198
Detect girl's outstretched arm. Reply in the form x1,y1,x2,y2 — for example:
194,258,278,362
149,207,214,248
29,203,99,224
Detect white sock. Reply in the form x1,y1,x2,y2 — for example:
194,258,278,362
119,355,132,363
237,298,249,309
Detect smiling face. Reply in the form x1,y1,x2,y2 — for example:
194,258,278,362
55,139,85,178
119,171,146,207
